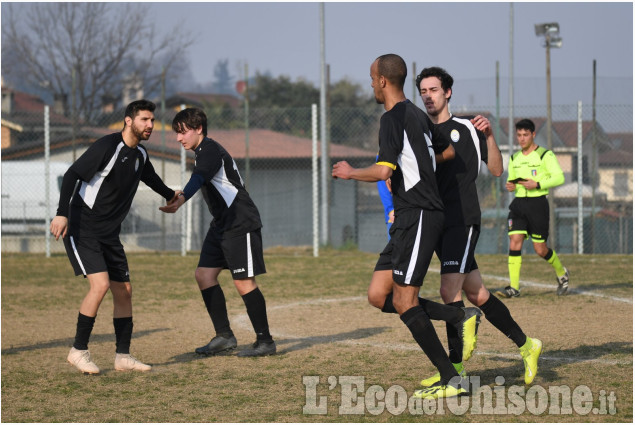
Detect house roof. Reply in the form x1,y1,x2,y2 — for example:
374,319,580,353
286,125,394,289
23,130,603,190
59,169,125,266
166,92,241,109
143,128,375,160
1,87,72,127
600,132,633,166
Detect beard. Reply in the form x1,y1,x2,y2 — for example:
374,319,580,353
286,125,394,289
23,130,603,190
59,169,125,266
132,123,151,141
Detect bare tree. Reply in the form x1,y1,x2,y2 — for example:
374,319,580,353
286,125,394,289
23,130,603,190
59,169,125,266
2,3,191,123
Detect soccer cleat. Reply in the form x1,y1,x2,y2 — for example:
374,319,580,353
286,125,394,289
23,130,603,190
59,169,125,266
556,268,569,295
460,307,482,361
195,335,237,356
67,347,100,375
520,337,542,385
420,362,464,387
237,340,276,357
413,377,470,399
114,353,152,372
495,286,520,298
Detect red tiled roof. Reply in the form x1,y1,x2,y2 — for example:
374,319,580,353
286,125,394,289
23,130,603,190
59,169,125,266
600,132,633,166
143,128,374,160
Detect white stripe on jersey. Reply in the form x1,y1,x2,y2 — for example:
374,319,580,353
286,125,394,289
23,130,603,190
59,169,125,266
246,232,254,277
398,130,422,191
460,225,474,273
79,141,124,209
70,236,87,276
211,158,239,208
405,211,424,284
138,145,148,163
452,116,482,173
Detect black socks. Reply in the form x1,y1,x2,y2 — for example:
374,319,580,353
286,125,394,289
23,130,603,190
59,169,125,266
201,285,233,337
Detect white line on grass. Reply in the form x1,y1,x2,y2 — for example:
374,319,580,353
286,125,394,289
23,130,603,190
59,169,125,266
428,267,633,305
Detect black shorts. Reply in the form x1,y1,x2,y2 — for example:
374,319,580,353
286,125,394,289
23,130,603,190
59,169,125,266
198,227,266,280
375,209,443,287
507,196,549,243
63,234,130,281
436,225,480,274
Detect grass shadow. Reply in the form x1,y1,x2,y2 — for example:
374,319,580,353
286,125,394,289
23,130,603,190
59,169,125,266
160,326,390,365
1,328,171,356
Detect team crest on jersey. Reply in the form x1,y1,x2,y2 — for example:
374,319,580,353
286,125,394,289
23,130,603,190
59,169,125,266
135,158,140,172
531,169,537,176
450,129,460,143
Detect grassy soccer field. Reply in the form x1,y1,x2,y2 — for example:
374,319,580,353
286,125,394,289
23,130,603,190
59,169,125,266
1,249,632,422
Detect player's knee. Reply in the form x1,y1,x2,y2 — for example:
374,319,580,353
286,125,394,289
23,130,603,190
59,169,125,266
367,291,384,309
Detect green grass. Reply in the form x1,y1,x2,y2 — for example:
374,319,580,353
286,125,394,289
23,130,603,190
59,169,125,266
1,249,632,422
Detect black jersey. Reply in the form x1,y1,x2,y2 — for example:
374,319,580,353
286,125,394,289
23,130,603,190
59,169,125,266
193,137,262,237
434,115,489,226
376,100,447,213
59,132,174,237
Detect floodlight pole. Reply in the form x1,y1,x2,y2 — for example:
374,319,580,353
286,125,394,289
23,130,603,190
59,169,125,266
536,22,561,250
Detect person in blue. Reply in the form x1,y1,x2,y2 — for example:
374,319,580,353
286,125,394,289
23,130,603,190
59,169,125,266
376,154,394,240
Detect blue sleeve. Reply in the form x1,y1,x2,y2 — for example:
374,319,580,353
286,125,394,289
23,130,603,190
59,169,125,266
377,180,394,222
182,173,206,200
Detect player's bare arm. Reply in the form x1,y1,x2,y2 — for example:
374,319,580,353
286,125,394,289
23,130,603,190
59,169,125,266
332,161,392,182
435,144,455,164
472,115,503,176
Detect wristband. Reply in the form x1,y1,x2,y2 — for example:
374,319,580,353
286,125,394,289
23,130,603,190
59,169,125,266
536,182,541,190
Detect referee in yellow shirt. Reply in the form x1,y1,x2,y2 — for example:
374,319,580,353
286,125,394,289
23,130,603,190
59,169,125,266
498,119,569,298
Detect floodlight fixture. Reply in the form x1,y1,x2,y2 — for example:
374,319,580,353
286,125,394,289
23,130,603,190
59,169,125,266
534,22,560,36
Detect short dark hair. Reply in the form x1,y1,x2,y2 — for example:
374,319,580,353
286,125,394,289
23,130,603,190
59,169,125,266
125,99,156,120
415,67,454,101
376,54,407,88
172,107,208,136
515,119,535,133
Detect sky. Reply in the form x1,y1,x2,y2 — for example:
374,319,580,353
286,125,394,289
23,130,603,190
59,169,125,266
150,1,633,106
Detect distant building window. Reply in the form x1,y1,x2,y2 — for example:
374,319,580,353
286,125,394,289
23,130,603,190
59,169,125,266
572,155,590,184
614,172,629,197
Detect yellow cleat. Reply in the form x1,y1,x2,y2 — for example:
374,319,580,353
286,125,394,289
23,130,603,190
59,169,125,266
461,307,482,361
413,380,470,399
520,337,542,385
419,362,465,387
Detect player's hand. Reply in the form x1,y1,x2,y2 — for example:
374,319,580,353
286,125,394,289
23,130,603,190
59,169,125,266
505,181,516,192
160,193,185,213
332,161,353,179
471,115,492,137
168,190,183,204
50,216,68,241
386,178,392,193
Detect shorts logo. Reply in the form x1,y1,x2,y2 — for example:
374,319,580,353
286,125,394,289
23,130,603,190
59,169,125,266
443,261,459,267
393,270,403,276
450,129,460,143
508,219,513,230
233,268,245,273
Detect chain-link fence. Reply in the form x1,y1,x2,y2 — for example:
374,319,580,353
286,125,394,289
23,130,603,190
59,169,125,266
1,96,632,255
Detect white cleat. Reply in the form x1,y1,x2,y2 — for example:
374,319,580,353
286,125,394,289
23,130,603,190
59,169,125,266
67,347,100,375
114,353,152,372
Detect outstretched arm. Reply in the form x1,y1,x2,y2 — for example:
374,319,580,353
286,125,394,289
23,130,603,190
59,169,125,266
332,161,392,182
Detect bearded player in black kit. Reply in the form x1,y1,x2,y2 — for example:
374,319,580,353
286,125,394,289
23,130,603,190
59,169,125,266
51,99,180,374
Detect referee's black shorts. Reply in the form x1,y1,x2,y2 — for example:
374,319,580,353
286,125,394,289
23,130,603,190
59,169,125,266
63,233,130,282
507,196,549,243
198,226,266,280
375,209,443,287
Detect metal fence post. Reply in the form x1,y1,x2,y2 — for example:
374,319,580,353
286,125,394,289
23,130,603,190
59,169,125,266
44,105,51,258
577,101,584,254
312,104,319,257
